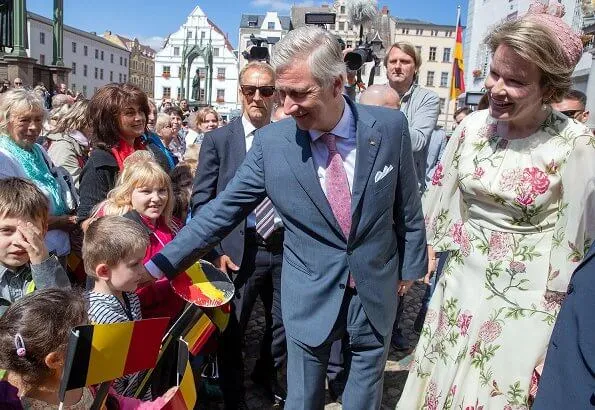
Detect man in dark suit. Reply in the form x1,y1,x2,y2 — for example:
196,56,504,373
146,26,427,409
533,241,595,409
192,61,285,408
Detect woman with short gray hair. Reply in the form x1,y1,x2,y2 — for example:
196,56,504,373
397,4,595,408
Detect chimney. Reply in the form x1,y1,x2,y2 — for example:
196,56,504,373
381,6,389,15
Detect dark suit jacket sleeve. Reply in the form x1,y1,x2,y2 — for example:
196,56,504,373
191,131,223,260
394,118,428,280
151,133,267,278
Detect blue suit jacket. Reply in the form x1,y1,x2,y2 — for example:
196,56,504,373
152,99,428,346
533,241,595,409
191,118,248,266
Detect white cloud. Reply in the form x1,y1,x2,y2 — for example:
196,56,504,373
136,35,167,51
250,0,318,12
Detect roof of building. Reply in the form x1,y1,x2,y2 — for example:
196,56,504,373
27,11,129,52
104,32,156,56
393,16,459,29
239,14,292,30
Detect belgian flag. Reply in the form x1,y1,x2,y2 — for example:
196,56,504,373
162,339,197,410
59,318,169,400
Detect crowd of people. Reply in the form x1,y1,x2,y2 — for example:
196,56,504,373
0,2,594,410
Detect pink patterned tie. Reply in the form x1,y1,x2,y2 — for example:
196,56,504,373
321,133,355,288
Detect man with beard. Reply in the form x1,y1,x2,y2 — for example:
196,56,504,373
191,61,286,409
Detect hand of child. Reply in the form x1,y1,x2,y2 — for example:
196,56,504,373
16,221,49,265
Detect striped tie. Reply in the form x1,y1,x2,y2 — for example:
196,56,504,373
255,197,276,239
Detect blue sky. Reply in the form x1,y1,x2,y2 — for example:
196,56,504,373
27,0,467,51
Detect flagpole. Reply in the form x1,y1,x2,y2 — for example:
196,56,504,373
445,5,461,132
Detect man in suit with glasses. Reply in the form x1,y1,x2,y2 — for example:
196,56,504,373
191,61,286,409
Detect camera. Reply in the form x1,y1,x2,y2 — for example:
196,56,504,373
344,44,376,71
242,35,271,62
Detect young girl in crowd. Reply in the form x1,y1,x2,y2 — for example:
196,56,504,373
96,154,185,321
0,288,175,409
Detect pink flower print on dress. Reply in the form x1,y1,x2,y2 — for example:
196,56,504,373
496,138,509,150
464,399,484,410
450,221,471,256
487,231,514,261
432,163,444,186
521,167,550,196
469,341,480,358
457,310,473,336
473,167,485,179
478,320,502,343
436,309,449,336
499,168,523,192
477,123,497,141
425,308,437,324
424,381,439,410
459,127,466,142
542,290,566,311
515,192,535,207
509,261,526,274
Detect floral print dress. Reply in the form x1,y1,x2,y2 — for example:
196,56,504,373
397,109,595,409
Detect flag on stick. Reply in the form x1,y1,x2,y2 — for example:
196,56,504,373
162,339,197,410
450,10,465,100
59,318,169,401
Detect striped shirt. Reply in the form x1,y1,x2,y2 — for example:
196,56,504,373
85,291,151,399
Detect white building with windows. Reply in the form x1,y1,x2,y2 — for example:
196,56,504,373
464,0,583,93
154,5,238,118
26,12,130,97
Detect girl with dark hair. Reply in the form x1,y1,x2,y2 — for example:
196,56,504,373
77,83,149,222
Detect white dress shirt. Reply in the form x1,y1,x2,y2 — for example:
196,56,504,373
309,99,357,195
242,115,257,228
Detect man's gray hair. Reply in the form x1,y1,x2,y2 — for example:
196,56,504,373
272,26,345,87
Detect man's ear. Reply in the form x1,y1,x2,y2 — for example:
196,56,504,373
581,110,590,124
44,351,64,370
95,263,111,281
334,76,344,97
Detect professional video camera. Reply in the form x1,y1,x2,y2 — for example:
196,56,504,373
242,34,271,62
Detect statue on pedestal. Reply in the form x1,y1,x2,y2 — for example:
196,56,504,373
191,68,200,101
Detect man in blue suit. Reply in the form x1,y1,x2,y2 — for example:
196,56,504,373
146,26,427,409
533,241,595,409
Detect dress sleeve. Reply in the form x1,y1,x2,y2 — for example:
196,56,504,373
547,132,595,292
422,120,467,252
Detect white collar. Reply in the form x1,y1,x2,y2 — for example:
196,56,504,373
309,98,353,142
241,115,258,138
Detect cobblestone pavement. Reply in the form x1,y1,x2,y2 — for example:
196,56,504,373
197,282,426,409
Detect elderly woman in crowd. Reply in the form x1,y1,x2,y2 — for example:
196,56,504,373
45,100,90,189
77,83,148,222
0,88,77,259
145,113,177,172
397,4,595,409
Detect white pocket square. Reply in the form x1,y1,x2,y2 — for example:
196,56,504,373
374,164,394,183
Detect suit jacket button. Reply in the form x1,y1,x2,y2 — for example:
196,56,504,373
339,284,345,289
567,283,574,294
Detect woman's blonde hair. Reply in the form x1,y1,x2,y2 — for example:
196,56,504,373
52,100,90,134
485,18,573,103
100,154,175,227
0,88,46,135
195,107,219,131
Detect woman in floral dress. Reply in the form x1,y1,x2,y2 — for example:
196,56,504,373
397,4,595,409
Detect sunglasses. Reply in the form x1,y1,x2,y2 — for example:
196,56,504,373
560,109,583,118
14,82,22,86
240,85,275,97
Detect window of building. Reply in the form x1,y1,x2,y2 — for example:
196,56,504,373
415,29,423,35
71,83,76,91
94,67,98,79
429,47,436,61
72,62,76,74
426,71,434,87
348,23,353,31
339,22,345,31
119,73,122,82
439,97,445,111
83,64,87,77
216,89,225,102
40,32,45,44
178,66,182,77
431,30,439,36
268,22,275,30
187,31,192,39
199,89,205,101
217,67,226,79
443,48,451,63
201,31,205,39
401,28,409,34
111,53,114,63
346,41,352,48
212,48,219,57
415,46,422,56
124,58,127,67
173,47,180,56
340,5,345,13
123,74,127,82
162,66,171,77
100,68,104,80
110,71,113,82
177,87,182,99
39,54,45,65
120,56,123,65
440,72,448,87
445,30,453,37
101,51,104,60
198,67,206,78
82,85,87,96
95,49,99,59
84,45,88,56
329,23,335,30
72,42,76,53
163,87,171,99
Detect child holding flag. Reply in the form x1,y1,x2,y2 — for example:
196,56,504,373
0,288,176,409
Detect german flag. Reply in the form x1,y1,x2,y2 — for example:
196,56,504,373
171,261,235,307
59,318,169,398
450,11,465,100
163,340,197,410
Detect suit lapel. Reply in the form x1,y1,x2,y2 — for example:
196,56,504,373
283,126,344,237
230,118,247,171
350,103,381,218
